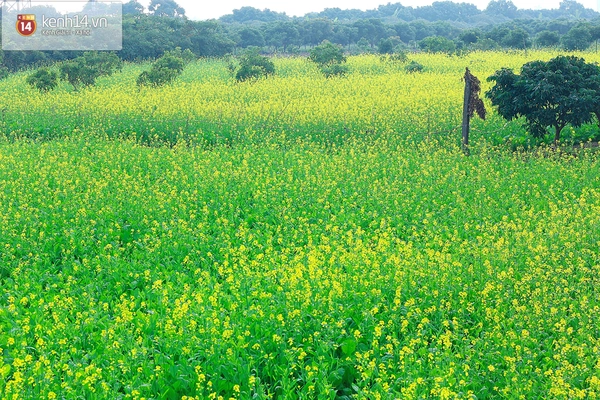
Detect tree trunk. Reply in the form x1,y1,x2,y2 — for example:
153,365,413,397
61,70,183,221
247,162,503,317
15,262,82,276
554,125,562,146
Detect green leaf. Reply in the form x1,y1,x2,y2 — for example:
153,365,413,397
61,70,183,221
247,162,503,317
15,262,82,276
340,338,357,356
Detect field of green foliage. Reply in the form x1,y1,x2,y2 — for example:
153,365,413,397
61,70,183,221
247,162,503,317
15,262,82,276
1,52,600,399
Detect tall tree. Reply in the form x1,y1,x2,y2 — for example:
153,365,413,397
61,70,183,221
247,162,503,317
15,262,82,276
264,21,300,52
302,19,334,47
236,27,265,48
148,0,185,18
485,0,519,18
123,0,144,15
353,19,387,46
562,24,592,50
501,27,531,48
535,30,560,47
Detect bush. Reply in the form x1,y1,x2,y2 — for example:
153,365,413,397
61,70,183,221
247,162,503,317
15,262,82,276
321,64,349,78
382,50,408,64
60,59,97,89
0,67,9,81
137,54,185,87
378,38,394,55
486,55,600,144
26,68,58,93
405,60,424,73
535,30,560,47
226,59,239,78
164,47,196,64
309,41,348,78
309,41,346,67
470,38,500,51
562,25,592,51
81,51,123,76
59,52,122,90
234,49,275,82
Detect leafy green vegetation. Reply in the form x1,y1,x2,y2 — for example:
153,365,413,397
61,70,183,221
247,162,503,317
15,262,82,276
26,68,58,93
234,49,276,82
58,52,123,91
309,41,349,78
405,60,425,73
487,55,600,143
137,54,185,87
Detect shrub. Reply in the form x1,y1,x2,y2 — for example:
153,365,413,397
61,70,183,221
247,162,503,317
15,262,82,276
405,60,424,73
0,67,9,81
164,47,196,64
486,55,600,144
234,49,275,82
26,68,58,93
60,59,97,89
309,41,348,78
137,54,185,87
309,41,346,67
81,51,123,76
418,36,456,54
59,52,122,90
382,51,408,64
321,64,349,78
378,38,395,55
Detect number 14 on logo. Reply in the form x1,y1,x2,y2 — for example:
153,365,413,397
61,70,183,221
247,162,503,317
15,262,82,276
17,14,37,36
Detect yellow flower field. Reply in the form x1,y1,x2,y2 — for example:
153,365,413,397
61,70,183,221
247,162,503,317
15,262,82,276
0,51,599,399
2,50,595,146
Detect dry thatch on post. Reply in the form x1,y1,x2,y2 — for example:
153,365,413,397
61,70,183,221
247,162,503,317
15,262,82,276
462,68,486,154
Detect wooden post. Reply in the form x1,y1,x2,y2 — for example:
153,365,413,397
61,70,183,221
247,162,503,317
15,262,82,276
462,67,471,155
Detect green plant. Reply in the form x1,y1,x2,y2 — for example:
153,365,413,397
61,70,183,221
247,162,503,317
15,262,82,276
309,40,346,67
0,66,9,81
418,36,456,53
309,41,349,78
321,63,349,78
381,50,409,64
137,54,185,87
378,38,394,55
405,60,424,73
487,55,600,144
26,68,58,93
234,49,275,82
59,52,122,90
164,47,196,64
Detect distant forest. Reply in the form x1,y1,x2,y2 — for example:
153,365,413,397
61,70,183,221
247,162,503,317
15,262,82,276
1,0,600,73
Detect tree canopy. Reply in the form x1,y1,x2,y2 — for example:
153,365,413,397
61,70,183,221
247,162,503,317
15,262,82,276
486,55,600,144
148,0,185,18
